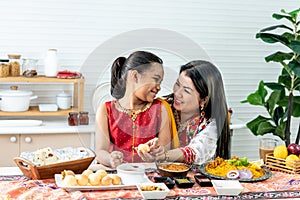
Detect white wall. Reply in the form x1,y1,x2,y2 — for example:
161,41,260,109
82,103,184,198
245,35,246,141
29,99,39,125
0,0,299,160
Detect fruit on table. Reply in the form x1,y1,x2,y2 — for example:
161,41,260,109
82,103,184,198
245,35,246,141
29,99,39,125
285,154,300,167
287,143,300,155
273,145,288,159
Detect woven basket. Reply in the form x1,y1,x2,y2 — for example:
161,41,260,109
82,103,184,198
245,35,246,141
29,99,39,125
14,147,95,179
265,153,300,174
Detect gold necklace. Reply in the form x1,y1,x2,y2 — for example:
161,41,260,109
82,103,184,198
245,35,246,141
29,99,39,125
114,100,152,162
115,100,152,121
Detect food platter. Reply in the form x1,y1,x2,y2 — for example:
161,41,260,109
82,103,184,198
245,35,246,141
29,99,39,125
55,174,151,191
197,164,272,182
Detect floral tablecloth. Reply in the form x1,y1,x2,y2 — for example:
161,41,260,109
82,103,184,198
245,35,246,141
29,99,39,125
1,171,300,200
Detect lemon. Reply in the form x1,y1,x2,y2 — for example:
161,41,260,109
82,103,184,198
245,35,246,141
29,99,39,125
273,145,288,159
250,159,264,169
285,154,300,168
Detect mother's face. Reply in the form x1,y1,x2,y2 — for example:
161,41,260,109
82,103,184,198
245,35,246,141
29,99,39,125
173,71,205,115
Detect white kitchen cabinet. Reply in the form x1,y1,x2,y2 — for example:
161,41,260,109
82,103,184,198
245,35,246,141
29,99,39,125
0,132,92,167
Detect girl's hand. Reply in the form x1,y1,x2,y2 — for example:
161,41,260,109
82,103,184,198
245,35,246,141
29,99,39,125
109,151,123,169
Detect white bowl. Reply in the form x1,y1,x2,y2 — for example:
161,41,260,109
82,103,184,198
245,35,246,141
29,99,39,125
212,180,243,196
137,182,170,199
116,163,146,185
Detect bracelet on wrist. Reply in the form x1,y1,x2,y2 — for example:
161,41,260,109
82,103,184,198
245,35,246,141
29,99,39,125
164,151,169,161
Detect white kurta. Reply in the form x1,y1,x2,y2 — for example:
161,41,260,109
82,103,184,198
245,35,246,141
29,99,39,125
188,119,218,165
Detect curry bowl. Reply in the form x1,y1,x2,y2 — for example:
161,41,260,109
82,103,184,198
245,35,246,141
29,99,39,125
156,162,192,178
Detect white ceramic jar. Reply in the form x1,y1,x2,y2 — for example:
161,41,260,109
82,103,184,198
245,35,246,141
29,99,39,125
56,91,71,110
44,49,58,77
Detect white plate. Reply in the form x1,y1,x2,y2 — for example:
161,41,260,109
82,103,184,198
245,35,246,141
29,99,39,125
0,120,43,127
55,173,151,191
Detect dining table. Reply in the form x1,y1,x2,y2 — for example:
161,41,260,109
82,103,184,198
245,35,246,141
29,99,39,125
1,163,300,200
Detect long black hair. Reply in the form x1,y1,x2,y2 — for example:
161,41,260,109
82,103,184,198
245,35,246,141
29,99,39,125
180,60,231,159
110,51,163,99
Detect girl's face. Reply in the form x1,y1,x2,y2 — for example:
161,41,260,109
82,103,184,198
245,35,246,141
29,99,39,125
134,63,164,102
173,71,206,115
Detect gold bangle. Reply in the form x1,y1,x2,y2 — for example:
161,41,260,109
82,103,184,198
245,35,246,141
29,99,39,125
164,151,169,161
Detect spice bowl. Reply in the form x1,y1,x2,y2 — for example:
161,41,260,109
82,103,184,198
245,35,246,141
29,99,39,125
211,180,243,196
174,176,194,188
137,182,170,199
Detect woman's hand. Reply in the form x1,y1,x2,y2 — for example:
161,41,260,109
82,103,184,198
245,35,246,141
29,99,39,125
109,151,123,168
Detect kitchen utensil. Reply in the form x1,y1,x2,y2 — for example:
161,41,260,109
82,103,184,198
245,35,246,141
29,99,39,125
56,91,71,109
0,87,38,112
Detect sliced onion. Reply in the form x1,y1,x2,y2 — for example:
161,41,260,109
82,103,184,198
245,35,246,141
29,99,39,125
226,170,239,179
238,169,253,179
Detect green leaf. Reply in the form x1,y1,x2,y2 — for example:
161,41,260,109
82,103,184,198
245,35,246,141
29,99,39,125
282,32,297,42
290,40,300,54
256,33,290,46
272,13,294,23
273,106,285,125
247,93,264,105
265,52,293,63
278,70,292,90
288,8,300,18
260,25,293,32
288,59,300,78
267,90,285,114
258,80,268,99
264,82,285,91
257,121,276,135
292,96,300,117
246,115,271,135
274,122,287,140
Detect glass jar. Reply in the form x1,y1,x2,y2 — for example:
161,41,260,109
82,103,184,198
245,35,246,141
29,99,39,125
0,59,9,77
22,58,38,77
68,112,78,126
79,111,89,125
8,54,21,76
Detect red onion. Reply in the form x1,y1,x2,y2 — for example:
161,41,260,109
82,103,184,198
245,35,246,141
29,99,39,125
226,170,239,179
238,169,253,179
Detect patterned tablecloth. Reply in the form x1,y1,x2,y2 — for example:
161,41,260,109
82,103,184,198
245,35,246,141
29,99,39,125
1,170,300,200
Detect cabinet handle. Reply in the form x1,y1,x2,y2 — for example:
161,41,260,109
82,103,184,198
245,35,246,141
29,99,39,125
24,136,32,143
10,136,17,143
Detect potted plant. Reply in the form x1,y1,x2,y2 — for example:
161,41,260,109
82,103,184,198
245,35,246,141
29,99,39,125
241,8,300,146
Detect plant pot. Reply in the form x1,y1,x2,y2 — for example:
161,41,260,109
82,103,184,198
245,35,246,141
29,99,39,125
0,88,38,112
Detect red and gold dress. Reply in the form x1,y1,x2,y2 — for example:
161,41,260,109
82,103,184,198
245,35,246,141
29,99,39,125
105,99,162,163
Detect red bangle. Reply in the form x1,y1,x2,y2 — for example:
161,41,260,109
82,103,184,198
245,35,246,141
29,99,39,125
180,147,195,164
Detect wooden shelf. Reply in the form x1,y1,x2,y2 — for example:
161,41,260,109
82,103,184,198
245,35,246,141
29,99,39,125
0,76,84,83
0,76,85,117
0,106,78,116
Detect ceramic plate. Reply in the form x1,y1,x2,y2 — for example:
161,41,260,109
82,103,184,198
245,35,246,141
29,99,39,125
0,120,43,127
197,164,272,182
55,174,151,191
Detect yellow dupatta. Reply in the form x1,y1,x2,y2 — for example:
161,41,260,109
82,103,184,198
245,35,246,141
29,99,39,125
157,97,180,148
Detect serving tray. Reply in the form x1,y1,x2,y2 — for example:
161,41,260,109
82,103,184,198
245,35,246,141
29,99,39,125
197,164,272,182
55,174,151,191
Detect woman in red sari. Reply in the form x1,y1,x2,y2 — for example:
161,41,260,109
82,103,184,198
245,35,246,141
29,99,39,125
95,51,179,168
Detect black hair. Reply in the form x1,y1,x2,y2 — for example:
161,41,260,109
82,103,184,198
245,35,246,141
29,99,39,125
180,60,231,159
110,51,163,99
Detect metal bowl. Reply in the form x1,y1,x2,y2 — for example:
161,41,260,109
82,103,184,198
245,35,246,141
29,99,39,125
156,162,192,178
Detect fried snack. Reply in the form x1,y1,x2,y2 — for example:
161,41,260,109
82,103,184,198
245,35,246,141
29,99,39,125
110,174,122,185
63,175,77,186
88,173,101,186
95,169,107,179
137,143,150,153
159,163,189,171
76,174,89,186
61,170,75,180
101,175,113,186
82,169,93,177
